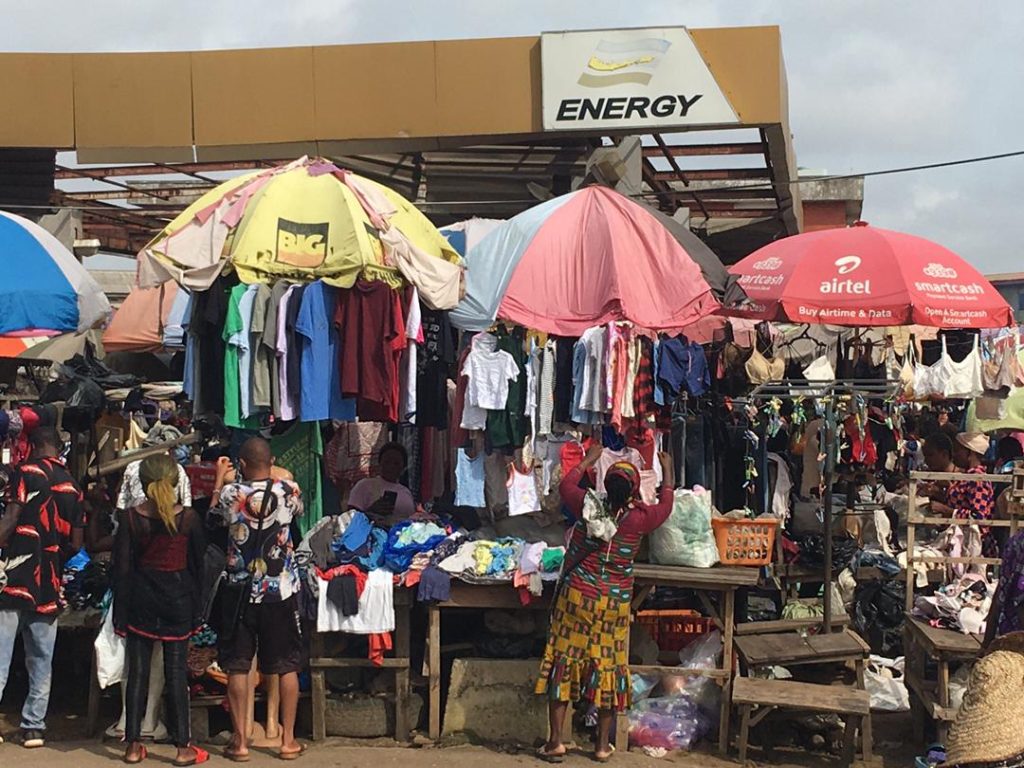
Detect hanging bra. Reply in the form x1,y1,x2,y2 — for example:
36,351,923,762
899,343,917,399
983,337,1020,397
935,335,983,399
745,347,785,385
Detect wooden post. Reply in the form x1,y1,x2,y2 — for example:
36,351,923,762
737,704,751,763
394,593,411,743
311,670,326,742
906,476,918,613
854,657,873,760
822,400,836,633
718,588,736,754
428,605,441,740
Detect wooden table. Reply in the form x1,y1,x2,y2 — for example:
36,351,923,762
423,565,759,753
735,627,872,755
309,586,413,742
903,615,982,744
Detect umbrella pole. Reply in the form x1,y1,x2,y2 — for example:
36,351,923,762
822,396,836,634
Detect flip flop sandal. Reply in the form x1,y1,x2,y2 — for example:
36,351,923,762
279,743,307,761
224,748,251,763
593,744,617,763
536,746,566,763
174,746,210,767
124,745,148,765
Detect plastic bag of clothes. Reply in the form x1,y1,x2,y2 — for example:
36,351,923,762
649,489,719,568
864,655,909,712
797,533,859,577
628,695,711,751
852,579,905,658
383,520,448,572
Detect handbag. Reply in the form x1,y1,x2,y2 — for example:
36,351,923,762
207,483,274,640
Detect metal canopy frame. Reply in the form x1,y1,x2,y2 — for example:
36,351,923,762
41,127,791,255
748,378,901,632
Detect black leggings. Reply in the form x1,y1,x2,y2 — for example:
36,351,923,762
125,634,190,748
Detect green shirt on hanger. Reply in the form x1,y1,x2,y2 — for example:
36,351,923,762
271,421,324,538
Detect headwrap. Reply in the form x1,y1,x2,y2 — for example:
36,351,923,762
605,461,641,498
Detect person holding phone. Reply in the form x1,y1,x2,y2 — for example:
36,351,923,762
347,443,416,524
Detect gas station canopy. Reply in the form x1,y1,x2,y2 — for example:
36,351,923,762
0,25,802,261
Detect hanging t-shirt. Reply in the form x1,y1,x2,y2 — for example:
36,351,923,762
578,326,607,414
417,307,457,429
486,328,528,449
400,288,423,424
223,283,249,429
284,284,305,406
659,337,710,399
334,279,407,423
553,337,575,424
190,274,233,416
594,446,645,490
181,293,195,400
571,338,602,425
507,465,541,516
454,448,486,508
270,421,324,538
295,281,356,423
249,283,273,411
461,332,519,431
275,285,299,421
537,342,556,436
237,285,259,419
264,281,291,417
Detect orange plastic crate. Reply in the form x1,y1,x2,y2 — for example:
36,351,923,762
711,516,779,566
634,609,714,653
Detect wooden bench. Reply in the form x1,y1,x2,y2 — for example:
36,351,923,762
736,614,851,636
733,677,872,766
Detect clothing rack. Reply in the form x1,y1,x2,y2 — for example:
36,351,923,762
903,469,1021,613
747,378,900,632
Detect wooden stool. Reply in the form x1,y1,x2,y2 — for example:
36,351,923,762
733,677,872,767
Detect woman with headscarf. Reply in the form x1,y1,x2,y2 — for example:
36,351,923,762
929,432,997,557
113,454,208,766
535,443,674,763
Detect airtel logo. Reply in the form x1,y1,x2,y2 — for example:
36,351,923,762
834,255,862,275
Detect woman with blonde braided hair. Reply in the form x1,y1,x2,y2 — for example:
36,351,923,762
113,454,208,766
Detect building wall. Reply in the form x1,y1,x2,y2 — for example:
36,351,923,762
991,279,1024,323
803,200,849,231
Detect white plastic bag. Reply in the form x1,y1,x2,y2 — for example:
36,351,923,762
94,602,125,690
864,655,909,712
649,489,720,568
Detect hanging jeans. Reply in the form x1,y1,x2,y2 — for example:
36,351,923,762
126,634,190,748
0,609,57,731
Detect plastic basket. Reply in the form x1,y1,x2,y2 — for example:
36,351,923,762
711,516,779,566
634,609,714,653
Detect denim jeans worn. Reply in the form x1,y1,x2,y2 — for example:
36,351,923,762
0,609,58,731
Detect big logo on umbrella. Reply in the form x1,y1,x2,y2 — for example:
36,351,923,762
276,218,329,268
821,255,870,295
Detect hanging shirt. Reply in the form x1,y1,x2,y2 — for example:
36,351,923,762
507,465,541,517
571,338,602,425
486,328,528,449
594,446,645,490
553,337,575,424
264,281,291,417
181,294,195,399
460,332,519,431
249,283,274,411
578,326,607,414
295,281,356,423
275,285,299,421
223,283,249,429
237,285,259,419
417,307,456,429
334,279,407,423
401,288,423,424
189,275,233,416
271,422,324,539
454,448,486,508
284,284,305,412
659,337,710,398
538,341,556,435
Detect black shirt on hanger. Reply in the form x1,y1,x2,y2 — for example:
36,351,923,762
189,273,234,416
416,307,457,428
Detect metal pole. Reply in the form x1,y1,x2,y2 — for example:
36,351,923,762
822,395,836,633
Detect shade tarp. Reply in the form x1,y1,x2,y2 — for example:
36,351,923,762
103,282,181,353
451,186,721,335
0,211,110,335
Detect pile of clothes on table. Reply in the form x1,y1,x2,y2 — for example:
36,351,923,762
297,512,568,662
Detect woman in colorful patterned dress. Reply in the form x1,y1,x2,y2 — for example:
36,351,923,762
535,442,674,763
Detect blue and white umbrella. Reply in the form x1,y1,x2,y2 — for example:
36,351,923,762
0,211,110,336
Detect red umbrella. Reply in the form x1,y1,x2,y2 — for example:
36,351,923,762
726,223,1013,328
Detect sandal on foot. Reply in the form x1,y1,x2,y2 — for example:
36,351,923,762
123,745,148,765
593,745,616,763
279,743,307,761
537,746,566,763
174,746,210,767
224,748,251,763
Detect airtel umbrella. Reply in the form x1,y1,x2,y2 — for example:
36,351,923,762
726,223,1013,328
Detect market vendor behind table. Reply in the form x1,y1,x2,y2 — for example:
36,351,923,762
922,431,998,555
346,442,415,526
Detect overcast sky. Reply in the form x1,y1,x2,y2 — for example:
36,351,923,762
4,0,1023,273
